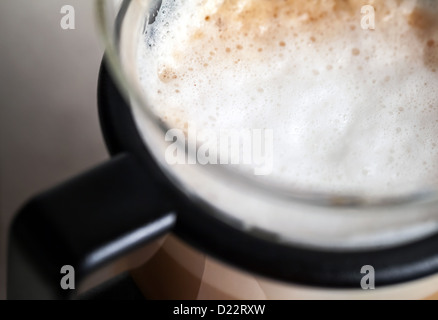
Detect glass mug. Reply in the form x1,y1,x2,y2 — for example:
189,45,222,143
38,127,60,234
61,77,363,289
8,0,438,299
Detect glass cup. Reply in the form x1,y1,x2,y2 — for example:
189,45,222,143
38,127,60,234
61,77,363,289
91,0,438,299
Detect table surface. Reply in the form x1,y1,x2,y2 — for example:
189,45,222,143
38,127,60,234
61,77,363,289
0,0,106,299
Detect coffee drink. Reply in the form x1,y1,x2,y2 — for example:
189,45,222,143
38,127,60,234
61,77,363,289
114,1,438,299
133,0,438,197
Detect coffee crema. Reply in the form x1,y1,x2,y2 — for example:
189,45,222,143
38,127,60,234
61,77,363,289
135,0,438,196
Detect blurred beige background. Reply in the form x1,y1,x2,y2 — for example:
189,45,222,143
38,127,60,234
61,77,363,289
0,0,106,299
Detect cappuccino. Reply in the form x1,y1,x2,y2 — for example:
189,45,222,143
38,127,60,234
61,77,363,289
135,0,438,196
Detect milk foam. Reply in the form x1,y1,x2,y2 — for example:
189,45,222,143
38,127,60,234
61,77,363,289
136,0,438,195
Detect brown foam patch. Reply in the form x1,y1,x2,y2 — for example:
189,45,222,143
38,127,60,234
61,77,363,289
406,7,438,72
193,0,399,41
424,39,438,72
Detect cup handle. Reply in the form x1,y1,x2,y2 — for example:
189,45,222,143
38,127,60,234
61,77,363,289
7,153,177,299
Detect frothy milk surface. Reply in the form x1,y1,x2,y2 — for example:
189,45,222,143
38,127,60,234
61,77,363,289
135,0,438,196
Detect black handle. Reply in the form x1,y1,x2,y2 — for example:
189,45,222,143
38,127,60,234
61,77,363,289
7,153,177,300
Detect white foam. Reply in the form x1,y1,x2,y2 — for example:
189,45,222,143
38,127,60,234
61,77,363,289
135,0,438,196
